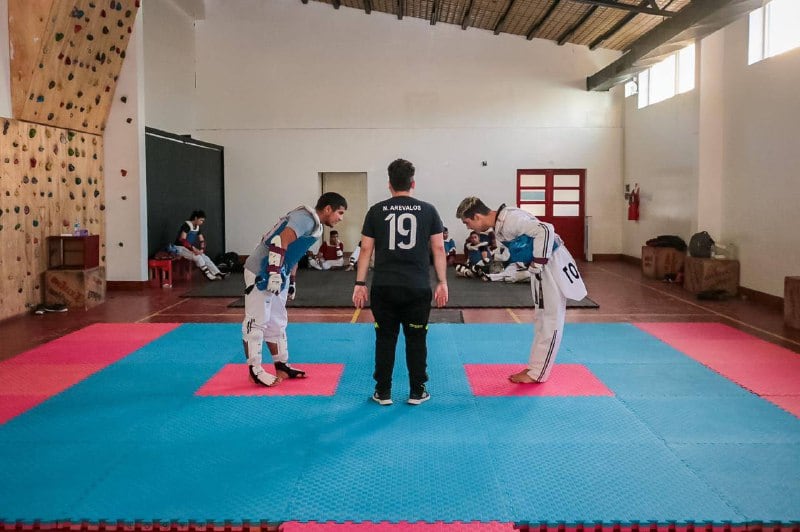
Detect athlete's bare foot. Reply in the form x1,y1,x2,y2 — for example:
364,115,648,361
508,370,539,384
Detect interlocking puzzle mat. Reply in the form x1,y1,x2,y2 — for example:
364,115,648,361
0,322,798,526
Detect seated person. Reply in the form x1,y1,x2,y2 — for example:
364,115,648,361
443,227,457,266
455,231,490,278
310,230,345,270
481,233,534,283
173,209,226,281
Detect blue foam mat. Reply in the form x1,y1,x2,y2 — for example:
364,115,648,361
1,322,799,524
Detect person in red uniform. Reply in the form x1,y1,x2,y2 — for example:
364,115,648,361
309,230,345,270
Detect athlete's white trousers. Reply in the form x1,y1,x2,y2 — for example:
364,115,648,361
526,265,566,382
242,269,289,370
175,247,221,275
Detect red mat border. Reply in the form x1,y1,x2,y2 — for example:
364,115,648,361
1,521,797,532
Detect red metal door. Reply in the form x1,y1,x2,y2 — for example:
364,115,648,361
516,169,585,261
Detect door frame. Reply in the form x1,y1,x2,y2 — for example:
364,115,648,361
516,168,586,261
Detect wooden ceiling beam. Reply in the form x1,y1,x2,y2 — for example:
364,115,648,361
461,0,475,29
588,0,675,50
526,0,561,40
493,0,518,35
569,0,675,17
587,0,763,91
556,5,597,45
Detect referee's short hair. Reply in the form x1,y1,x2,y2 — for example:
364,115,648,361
388,159,415,191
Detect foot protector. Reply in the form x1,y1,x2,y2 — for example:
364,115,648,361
249,365,280,387
275,361,306,379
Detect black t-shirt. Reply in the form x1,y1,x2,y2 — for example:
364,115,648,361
361,196,444,288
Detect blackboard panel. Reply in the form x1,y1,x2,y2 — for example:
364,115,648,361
145,128,225,260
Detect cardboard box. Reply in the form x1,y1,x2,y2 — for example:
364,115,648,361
641,246,685,279
785,276,800,329
684,257,739,295
45,267,106,309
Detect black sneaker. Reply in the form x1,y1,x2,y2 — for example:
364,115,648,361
372,391,392,406
275,361,306,379
407,390,430,405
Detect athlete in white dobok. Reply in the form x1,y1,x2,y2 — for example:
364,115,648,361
456,197,587,384
241,192,347,387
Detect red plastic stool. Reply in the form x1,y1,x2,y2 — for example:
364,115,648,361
174,257,195,281
148,259,173,288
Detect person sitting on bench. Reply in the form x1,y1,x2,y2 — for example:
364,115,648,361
174,210,227,281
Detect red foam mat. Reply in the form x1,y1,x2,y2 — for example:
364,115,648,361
196,364,345,396
0,323,181,424
6,323,181,364
464,364,613,397
0,395,50,425
634,322,800,414
766,395,800,418
0,363,105,395
282,522,513,531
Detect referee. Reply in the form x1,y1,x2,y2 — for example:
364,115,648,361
352,159,449,406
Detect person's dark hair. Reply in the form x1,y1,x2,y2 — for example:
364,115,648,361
443,227,449,232
190,209,206,220
316,192,348,211
330,230,339,236
387,158,415,192
455,197,490,220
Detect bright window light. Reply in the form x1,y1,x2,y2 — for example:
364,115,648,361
637,70,649,109
649,54,676,105
677,44,695,94
749,8,764,65
634,43,694,109
749,0,800,64
624,80,638,98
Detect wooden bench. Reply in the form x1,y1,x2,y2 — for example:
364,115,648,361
684,257,740,296
641,246,685,279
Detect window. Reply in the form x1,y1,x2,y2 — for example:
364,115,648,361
635,44,695,109
749,0,800,65
624,80,638,98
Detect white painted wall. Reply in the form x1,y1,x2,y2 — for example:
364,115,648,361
192,0,624,254
622,90,699,258
0,0,12,118
142,0,196,134
720,17,800,296
104,14,148,281
623,16,800,297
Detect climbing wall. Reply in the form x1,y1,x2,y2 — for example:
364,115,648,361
0,118,105,320
10,0,140,134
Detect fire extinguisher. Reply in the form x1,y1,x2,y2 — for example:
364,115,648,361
628,183,640,221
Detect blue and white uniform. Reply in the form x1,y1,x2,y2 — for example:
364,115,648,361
242,206,322,374
494,204,586,381
174,220,221,279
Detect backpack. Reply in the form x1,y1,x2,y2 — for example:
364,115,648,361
689,231,715,258
215,252,242,273
645,235,687,251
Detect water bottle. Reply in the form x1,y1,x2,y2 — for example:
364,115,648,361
73,219,81,236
